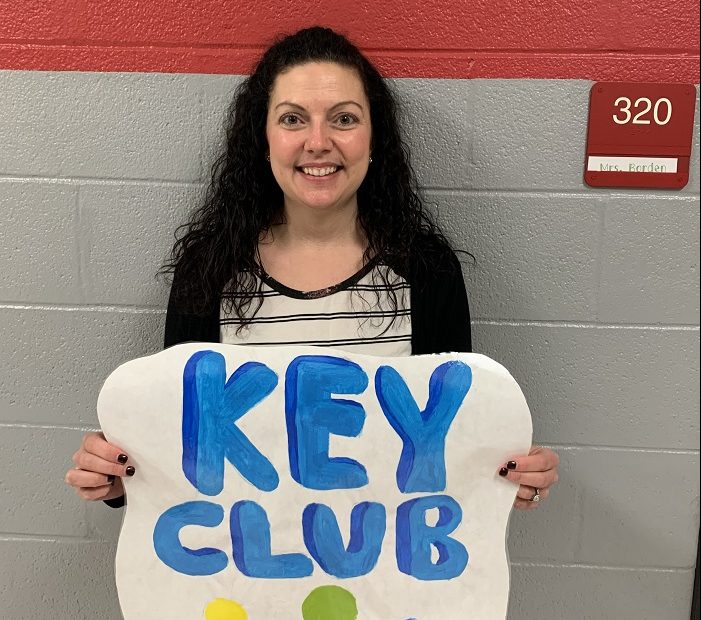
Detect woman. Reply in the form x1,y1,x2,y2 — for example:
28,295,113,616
65,27,558,511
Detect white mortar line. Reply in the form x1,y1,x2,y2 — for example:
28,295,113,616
423,187,701,199
0,533,113,544
0,539,691,571
510,560,693,573
2,426,695,455
0,302,165,314
473,318,699,330
0,422,99,432
1,175,698,198
535,443,700,455
2,304,697,330
0,173,205,188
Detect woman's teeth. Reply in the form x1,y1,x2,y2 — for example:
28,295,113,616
301,166,338,177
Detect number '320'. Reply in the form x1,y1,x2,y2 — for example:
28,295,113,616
613,97,672,125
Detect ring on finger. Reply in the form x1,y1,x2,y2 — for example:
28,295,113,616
530,488,541,503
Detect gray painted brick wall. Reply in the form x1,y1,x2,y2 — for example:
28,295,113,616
1,70,698,619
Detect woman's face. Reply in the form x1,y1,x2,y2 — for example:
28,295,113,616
266,62,372,215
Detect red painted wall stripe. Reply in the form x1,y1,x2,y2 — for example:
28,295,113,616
1,1,698,81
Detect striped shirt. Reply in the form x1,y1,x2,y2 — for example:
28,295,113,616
220,262,412,356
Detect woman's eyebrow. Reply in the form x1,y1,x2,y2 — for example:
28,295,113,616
329,100,364,111
274,101,305,111
274,100,365,111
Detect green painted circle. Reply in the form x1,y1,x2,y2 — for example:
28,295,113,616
301,585,358,620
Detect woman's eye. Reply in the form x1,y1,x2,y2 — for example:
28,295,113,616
280,114,301,126
336,113,358,126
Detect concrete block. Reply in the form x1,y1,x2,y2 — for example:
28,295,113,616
199,75,242,178
575,448,699,568
468,80,591,191
599,195,700,324
79,183,203,306
0,539,121,619
0,71,201,181
430,190,601,321
0,181,80,304
85,499,124,542
473,324,700,450
0,307,164,426
0,427,89,537
392,78,474,190
507,448,579,563
508,564,695,620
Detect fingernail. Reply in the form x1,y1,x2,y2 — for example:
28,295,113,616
107,475,116,485
499,467,508,477
507,461,517,470
117,454,128,464
125,466,135,476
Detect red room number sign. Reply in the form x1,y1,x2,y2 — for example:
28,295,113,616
585,82,697,189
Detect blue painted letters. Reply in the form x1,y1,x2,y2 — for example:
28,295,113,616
302,502,386,578
152,501,228,576
396,495,468,580
375,361,472,492
154,352,475,584
286,355,369,490
182,351,279,494
230,500,313,578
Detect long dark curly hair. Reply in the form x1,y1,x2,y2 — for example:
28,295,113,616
162,26,453,324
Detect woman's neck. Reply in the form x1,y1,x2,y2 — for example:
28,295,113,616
257,200,368,291
270,200,363,248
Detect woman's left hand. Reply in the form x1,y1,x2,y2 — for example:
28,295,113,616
498,446,559,510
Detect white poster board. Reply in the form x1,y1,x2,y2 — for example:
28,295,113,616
98,343,532,619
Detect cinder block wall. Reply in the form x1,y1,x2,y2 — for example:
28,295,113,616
1,3,699,619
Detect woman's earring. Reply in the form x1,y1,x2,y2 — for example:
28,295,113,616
266,153,270,162
369,156,373,164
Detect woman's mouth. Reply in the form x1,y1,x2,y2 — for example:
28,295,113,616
296,165,343,177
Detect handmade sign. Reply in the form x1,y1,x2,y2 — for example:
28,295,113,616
97,343,532,619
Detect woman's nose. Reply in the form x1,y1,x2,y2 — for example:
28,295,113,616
304,121,332,152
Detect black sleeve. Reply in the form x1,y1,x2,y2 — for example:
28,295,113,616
103,494,126,508
163,273,220,348
410,245,472,355
104,275,220,509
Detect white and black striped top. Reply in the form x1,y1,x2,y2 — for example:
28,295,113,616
220,262,412,356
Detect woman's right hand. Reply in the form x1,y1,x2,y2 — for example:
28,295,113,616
65,431,134,501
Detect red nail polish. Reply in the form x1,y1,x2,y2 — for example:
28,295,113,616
507,461,517,470
125,466,135,476
499,467,508,477
117,454,128,464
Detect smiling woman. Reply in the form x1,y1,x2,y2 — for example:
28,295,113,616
266,62,372,215
65,26,558,522
259,61,373,293
158,26,475,356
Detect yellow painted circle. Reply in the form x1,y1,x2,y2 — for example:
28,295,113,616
204,598,248,620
